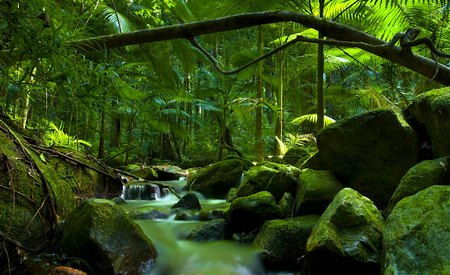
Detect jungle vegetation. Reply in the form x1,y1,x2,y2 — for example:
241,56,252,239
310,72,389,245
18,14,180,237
0,0,449,164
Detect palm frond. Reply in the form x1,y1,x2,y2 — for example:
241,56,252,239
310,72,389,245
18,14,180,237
291,114,336,126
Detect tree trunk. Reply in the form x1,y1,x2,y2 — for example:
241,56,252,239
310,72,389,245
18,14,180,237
58,11,450,86
98,110,106,159
255,26,264,161
274,50,284,156
316,0,325,131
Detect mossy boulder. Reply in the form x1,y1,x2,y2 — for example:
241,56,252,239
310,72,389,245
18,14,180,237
61,199,157,274
283,147,310,166
186,158,253,198
188,219,229,242
382,185,450,275
317,108,419,208
294,169,344,215
386,156,450,214
236,162,300,200
0,124,121,272
408,87,450,158
227,191,283,232
253,215,319,270
306,188,384,275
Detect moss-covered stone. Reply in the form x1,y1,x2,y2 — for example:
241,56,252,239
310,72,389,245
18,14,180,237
128,206,169,220
186,158,253,198
317,108,419,208
253,215,319,270
408,87,450,158
188,219,229,242
283,147,311,166
61,199,157,274
386,156,450,214
295,169,344,215
227,191,283,233
236,164,278,197
306,188,384,274
236,162,300,200
382,185,450,275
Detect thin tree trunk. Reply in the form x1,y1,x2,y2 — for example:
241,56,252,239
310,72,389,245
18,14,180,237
98,110,106,159
255,26,264,161
274,50,284,156
316,0,325,131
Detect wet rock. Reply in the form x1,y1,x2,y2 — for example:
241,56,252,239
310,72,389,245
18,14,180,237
227,191,283,233
110,197,126,205
198,209,226,221
172,192,201,210
253,215,319,270
407,87,450,158
61,199,157,275
382,185,450,275
128,206,169,220
294,169,344,215
386,156,450,214
317,108,419,208
306,188,384,275
188,219,229,242
187,158,253,198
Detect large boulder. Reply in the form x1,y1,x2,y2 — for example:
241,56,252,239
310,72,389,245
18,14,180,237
306,188,384,274
253,215,319,270
294,169,344,215
382,185,450,275
61,199,157,274
317,108,419,208
236,162,300,200
407,87,450,158
186,158,252,198
227,191,283,233
0,124,121,272
386,156,450,214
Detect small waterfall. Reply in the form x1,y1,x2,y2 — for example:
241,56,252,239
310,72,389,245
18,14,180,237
122,183,163,200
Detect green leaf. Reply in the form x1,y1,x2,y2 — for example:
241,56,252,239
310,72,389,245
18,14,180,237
39,153,47,163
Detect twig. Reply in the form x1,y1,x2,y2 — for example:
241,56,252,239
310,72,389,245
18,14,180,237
30,144,120,181
0,230,35,252
105,146,137,163
0,185,38,207
188,35,304,75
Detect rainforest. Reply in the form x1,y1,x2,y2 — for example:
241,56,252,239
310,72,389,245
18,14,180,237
0,0,449,274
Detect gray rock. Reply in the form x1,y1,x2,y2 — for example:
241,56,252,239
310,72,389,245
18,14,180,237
61,199,157,274
382,185,450,275
317,108,419,208
172,192,201,210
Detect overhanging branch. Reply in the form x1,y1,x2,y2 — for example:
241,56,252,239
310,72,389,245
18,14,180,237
1,10,450,85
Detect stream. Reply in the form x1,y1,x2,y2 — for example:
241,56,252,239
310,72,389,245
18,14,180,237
119,179,266,275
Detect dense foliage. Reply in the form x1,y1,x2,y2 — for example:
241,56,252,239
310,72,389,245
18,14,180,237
0,0,448,164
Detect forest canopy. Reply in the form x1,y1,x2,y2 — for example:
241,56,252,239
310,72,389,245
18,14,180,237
0,0,449,163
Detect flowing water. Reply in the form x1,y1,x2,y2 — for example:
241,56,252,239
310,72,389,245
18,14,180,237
120,180,265,275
